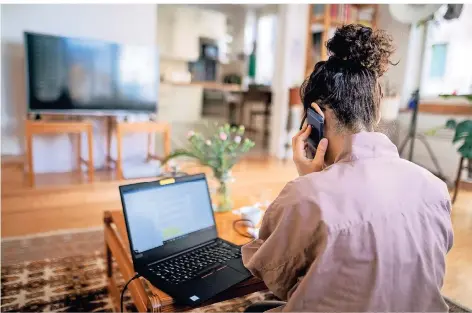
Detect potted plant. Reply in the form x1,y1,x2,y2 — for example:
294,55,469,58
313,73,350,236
446,118,472,177
441,91,472,178
163,124,255,212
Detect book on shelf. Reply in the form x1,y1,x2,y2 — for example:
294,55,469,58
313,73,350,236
312,4,325,18
310,4,374,30
330,4,355,24
317,4,373,25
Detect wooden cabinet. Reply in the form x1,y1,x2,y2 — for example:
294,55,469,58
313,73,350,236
157,6,199,62
157,5,227,62
197,9,226,40
172,6,199,61
157,5,174,58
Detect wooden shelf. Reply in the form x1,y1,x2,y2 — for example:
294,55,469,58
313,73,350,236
352,4,377,9
311,18,351,28
399,103,472,116
311,15,324,24
305,4,378,76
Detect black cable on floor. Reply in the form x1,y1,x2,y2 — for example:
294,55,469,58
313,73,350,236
120,273,141,312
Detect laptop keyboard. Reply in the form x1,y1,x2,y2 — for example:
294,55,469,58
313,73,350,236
148,241,242,285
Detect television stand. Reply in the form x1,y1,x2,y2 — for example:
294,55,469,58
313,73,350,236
24,118,95,186
106,119,171,180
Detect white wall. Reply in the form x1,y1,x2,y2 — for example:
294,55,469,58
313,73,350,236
420,4,472,96
270,4,309,158
1,4,158,172
379,4,470,182
377,4,410,97
395,6,472,182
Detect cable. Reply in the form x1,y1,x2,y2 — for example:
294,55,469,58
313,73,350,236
121,273,141,312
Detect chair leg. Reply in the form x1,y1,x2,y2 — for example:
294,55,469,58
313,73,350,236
453,157,464,203
77,133,82,173
87,128,94,182
147,133,152,162
263,100,270,149
240,100,246,126
250,112,256,133
116,128,123,180
25,129,34,187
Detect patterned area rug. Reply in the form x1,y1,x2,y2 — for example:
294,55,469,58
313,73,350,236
1,230,471,312
0,251,276,312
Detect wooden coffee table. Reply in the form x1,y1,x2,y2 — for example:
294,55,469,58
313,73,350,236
104,210,267,312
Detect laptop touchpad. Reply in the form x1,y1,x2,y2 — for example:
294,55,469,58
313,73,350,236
226,258,251,275
202,266,244,291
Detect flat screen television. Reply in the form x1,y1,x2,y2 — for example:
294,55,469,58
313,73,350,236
24,32,159,115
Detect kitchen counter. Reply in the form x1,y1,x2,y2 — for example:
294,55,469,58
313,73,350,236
161,81,242,92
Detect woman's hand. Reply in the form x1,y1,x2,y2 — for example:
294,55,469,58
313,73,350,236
292,124,329,176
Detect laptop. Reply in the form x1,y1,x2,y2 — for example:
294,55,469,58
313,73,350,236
119,173,252,306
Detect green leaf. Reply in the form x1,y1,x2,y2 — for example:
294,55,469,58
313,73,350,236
453,120,472,143
445,119,457,129
162,149,200,165
458,141,472,159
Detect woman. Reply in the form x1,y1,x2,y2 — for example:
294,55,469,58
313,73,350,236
242,24,453,312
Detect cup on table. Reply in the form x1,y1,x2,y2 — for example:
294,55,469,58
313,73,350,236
237,206,263,227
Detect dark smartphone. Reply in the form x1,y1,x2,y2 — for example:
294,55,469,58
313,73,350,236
300,107,324,159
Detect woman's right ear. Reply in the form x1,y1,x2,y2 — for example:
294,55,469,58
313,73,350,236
311,102,324,118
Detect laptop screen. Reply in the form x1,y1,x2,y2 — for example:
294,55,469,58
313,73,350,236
122,177,216,254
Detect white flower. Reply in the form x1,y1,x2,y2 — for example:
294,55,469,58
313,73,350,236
187,130,195,138
234,136,241,144
219,132,227,141
206,140,212,146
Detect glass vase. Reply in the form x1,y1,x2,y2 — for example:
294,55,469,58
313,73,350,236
213,171,234,213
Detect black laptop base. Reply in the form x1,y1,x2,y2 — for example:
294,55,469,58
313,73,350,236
139,238,252,306
119,174,253,307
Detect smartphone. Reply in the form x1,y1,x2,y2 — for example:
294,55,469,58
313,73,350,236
300,107,324,159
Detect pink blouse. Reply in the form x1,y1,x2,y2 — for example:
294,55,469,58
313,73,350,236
242,131,453,312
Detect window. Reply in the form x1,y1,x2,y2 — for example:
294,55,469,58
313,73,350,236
420,4,472,96
244,10,257,56
429,43,447,78
255,14,277,85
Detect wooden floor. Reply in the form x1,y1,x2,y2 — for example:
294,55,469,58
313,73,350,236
1,156,472,308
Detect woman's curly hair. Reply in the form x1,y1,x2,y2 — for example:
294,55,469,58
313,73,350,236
301,24,396,132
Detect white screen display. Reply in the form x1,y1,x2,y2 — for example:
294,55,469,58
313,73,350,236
123,179,215,254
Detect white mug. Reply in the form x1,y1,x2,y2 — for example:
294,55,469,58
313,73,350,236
237,206,263,227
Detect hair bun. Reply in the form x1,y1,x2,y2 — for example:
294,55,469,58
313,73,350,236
326,24,395,76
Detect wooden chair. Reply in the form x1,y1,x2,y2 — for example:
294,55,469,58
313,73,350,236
24,119,94,186
240,86,272,149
